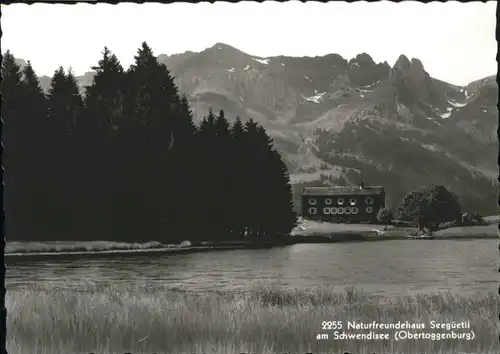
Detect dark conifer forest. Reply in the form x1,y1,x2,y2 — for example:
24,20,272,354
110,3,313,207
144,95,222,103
2,42,298,243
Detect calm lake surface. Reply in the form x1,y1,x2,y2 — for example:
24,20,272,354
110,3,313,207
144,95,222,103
6,240,498,297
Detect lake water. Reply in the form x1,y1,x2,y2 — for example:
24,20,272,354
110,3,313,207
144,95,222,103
5,240,498,297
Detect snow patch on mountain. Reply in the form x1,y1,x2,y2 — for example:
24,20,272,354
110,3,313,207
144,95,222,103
303,92,326,104
304,76,312,82
465,89,475,99
227,68,235,73
422,144,441,152
360,80,381,89
440,112,451,119
448,100,467,108
253,58,269,65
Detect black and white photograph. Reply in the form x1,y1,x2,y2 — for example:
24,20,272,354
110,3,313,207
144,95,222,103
2,1,498,353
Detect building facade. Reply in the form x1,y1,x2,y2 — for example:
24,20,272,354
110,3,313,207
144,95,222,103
301,186,386,223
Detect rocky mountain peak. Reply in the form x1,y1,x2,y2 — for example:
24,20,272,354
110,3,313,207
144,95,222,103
209,42,243,54
410,58,425,72
353,53,375,66
159,50,195,60
393,54,411,72
346,53,390,88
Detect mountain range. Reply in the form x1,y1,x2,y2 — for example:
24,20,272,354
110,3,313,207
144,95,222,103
14,43,499,214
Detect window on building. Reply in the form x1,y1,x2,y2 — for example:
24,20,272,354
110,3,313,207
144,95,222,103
365,196,374,205
350,197,356,206
323,207,331,215
351,207,358,214
337,197,345,205
308,207,317,215
331,207,338,215
366,206,373,213
325,198,332,205
308,197,317,205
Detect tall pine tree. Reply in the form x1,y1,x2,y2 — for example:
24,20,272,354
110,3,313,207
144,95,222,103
46,66,83,237
82,47,128,239
257,127,298,236
167,94,198,243
125,42,178,241
2,51,28,239
229,117,250,239
19,61,49,239
193,109,218,241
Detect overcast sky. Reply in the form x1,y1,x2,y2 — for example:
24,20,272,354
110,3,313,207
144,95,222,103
2,1,497,86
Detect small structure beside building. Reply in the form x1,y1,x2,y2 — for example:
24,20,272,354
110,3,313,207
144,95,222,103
301,185,386,223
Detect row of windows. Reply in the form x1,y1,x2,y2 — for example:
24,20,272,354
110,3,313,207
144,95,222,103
308,196,374,206
308,206,373,215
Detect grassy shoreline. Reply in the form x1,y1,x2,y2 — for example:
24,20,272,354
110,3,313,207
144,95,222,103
5,222,498,257
7,285,498,354
4,232,498,257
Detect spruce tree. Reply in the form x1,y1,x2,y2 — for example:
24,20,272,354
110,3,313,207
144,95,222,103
243,121,298,239
266,142,297,236
229,117,248,239
126,42,179,241
194,109,219,241
167,94,198,242
83,47,130,240
2,51,28,239
47,66,71,158
64,69,84,135
20,61,47,166
46,66,79,237
242,119,262,238
212,110,233,238
19,61,49,239
1,51,23,169
266,149,298,236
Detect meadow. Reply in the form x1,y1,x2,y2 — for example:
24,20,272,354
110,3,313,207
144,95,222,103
7,284,498,354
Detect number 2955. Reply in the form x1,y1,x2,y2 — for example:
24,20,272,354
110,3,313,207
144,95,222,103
321,321,343,330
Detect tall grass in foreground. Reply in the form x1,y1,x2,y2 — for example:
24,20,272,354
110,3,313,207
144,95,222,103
7,285,498,354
